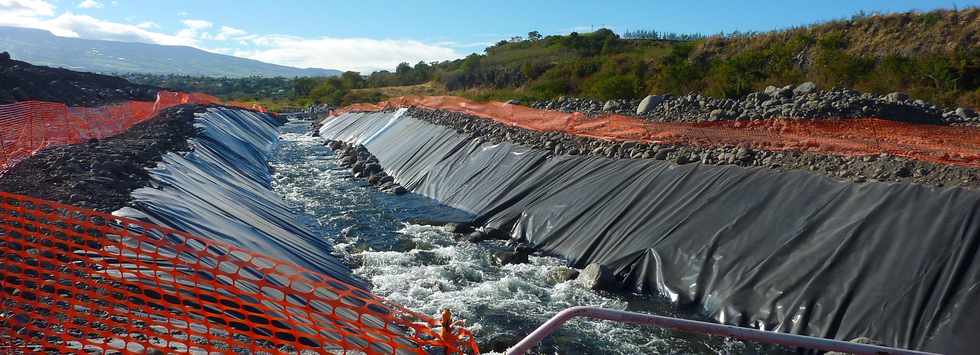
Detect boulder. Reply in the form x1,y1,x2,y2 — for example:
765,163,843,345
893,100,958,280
466,231,489,243
577,263,614,290
793,82,816,95
636,95,666,115
0,52,10,62
602,100,620,111
393,185,408,195
775,85,794,98
466,228,507,243
363,163,382,175
884,92,908,103
446,222,474,234
763,86,778,96
493,248,530,265
956,107,977,118
548,267,581,284
351,161,365,174
708,109,725,121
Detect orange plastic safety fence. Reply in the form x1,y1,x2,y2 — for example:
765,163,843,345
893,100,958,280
0,92,269,173
0,191,478,354
336,96,980,168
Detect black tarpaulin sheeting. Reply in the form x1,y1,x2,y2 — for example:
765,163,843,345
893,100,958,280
320,111,980,354
115,107,365,289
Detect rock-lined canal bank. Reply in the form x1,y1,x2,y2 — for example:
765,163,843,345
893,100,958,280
405,107,980,189
530,83,980,125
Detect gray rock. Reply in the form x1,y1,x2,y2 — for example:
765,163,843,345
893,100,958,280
446,222,474,234
387,185,408,195
636,95,666,115
763,86,778,96
602,100,621,111
793,82,816,95
494,249,530,265
466,231,490,243
505,99,520,105
774,86,793,98
363,163,382,175
548,267,581,284
735,147,754,162
709,109,725,121
577,263,614,290
884,92,908,103
956,107,977,118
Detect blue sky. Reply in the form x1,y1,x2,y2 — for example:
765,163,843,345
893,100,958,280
2,0,977,72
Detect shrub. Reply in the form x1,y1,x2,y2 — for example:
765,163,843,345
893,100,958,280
587,74,641,100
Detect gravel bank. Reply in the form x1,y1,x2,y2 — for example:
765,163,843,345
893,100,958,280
404,107,980,190
531,83,979,125
0,105,205,211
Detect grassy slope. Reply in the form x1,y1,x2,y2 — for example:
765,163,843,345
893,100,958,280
439,8,979,109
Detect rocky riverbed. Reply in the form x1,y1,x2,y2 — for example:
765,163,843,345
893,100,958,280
404,107,980,189
531,83,980,125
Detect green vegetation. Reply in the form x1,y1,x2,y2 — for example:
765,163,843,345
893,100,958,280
436,8,978,109
130,8,980,111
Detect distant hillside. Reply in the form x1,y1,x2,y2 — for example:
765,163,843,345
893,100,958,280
0,27,341,78
393,8,978,110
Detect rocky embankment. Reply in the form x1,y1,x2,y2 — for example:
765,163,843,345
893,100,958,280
0,51,159,106
0,105,204,211
531,83,979,125
324,140,409,195
404,107,980,189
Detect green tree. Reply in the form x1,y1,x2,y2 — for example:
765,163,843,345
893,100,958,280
340,71,364,89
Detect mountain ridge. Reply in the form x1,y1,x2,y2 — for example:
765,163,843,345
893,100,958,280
0,26,340,78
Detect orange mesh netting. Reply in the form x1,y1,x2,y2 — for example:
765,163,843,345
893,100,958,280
336,96,980,168
0,92,268,172
0,192,478,354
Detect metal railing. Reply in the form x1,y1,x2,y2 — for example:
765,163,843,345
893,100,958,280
506,306,940,355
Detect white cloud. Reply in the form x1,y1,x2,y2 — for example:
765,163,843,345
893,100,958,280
136,21,158,29
175,19,213,40
77,0,102,9
0,0,55,27
0,1,196,46
214,25,247,41
0,0,55,16
182,19,212,30
42,12,197,46
235,35,461,73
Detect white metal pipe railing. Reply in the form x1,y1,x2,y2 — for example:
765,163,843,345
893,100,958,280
505,306,941,355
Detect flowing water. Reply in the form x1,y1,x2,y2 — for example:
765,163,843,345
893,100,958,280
269,121,788,354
